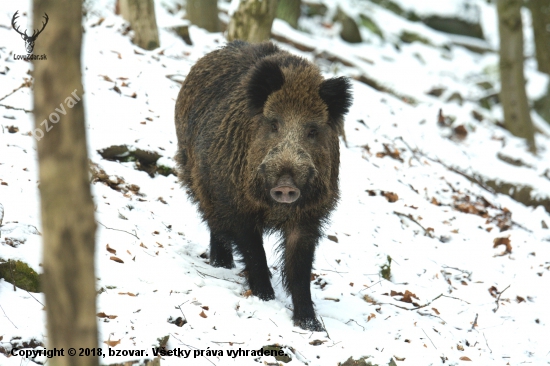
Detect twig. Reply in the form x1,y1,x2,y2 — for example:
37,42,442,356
26,290,44,307
177,302,188,324
0,104,32,113
170,333,216,365
394,211,435,238
383,292,468,312
328,341,342,348
395,136,424,166
470,313,478,331
7,259,17,291
441,294,470,304
195,270,241,284
96,220,140,239
320,316,330,340
442,265,472,280
0,81,30,103
493,284,510,313
269,318,278,327
0,304,17,329
345,319,365,331
422,328,437,349
319,269,348,274
483,332,492,353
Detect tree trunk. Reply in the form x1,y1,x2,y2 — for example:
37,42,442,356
33,0,99,365
529,0,550,75
120,0,160,50
276,0,301,29
497,0,536,153
227,0,278,43
187,0,220,32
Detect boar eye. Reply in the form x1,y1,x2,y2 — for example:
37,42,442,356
308,128,318,138
271,122,278,132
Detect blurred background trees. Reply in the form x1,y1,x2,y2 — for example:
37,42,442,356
119,0,160,50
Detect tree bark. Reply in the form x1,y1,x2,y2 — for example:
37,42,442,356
33,0,99,365
120,0,160,50
529,0,550,75
227,0,278,43
276,0,301,29
497,0,536,153
187,0,220,32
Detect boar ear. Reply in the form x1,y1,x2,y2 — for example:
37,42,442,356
247,59,285,114
319,77,353,121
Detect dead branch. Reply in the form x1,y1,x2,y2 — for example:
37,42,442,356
96,220,140,239
493,284,510,313
394,211,435,238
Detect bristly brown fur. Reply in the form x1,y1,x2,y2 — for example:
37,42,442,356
175,40,352,331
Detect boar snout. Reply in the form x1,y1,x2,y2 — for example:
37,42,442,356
270,175,300,203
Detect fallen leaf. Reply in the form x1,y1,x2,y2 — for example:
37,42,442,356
493,237,512,255
327,235,338,243
488,286,498,298
363,295,376,304
104,339,121,347
110,256,124,264
243,290,252,298
383,191,399,203
516,296,525,303
199,310,207,318
201,306,209,310
367,313,376,322
457,344,464,351
106,244,116,254
97,312,118,319
394,356,405,361
432,307,440,315
459,356,472,361
140,242,148,249
309,340,326,346
118,292,137,296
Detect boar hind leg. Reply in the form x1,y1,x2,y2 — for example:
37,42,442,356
283,226,324,332
234,223,275,301
209,231,234,269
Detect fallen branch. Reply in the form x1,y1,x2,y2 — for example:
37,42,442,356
0,81,31,103
493,284,510,313
0,103,32,113
96,220,140,239
394,211,435,238
422,328,437,349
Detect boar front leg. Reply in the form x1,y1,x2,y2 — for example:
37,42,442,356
283,225,324,332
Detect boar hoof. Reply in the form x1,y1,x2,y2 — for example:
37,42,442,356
294,317,324,332
252,287,275,301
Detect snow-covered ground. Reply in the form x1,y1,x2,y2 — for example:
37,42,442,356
1,0,550,365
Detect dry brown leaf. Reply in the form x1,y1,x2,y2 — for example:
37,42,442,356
488,286,498,298
457,344,464,351
431,307,440,315
367,313,376,322
110,256,124,264
383,191,399,203
516,296,525,303
199,310,207,318
104,339,121,347
106,244,116,255
394,356,406,361
461,281,468,286
243,290,252,298
493,237,512,255
140,242,148,249
363,295,376,304
118,292,137,296
201,306,209,310
309,340,326,346
349,282,354,287
97,312,118,319
459,356,472,361
327,235,338,243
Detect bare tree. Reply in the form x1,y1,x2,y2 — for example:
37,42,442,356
187,0,220,32
227,0,278,43
277,0,301,29
497,0,536,153
528,0,550,75
33,0,99,364
120,0,160,50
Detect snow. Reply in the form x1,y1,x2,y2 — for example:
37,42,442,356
1,0,550,365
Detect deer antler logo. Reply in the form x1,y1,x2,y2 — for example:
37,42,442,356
12,11,49,54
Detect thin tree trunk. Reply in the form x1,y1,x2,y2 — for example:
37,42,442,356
120,0,160,50
277,0,301,29
497,0,536,153
33,0,98,365
227,0,278,43
187,0,220,32
528,0,550,75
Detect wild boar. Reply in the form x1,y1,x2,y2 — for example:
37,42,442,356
175,40,352,330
